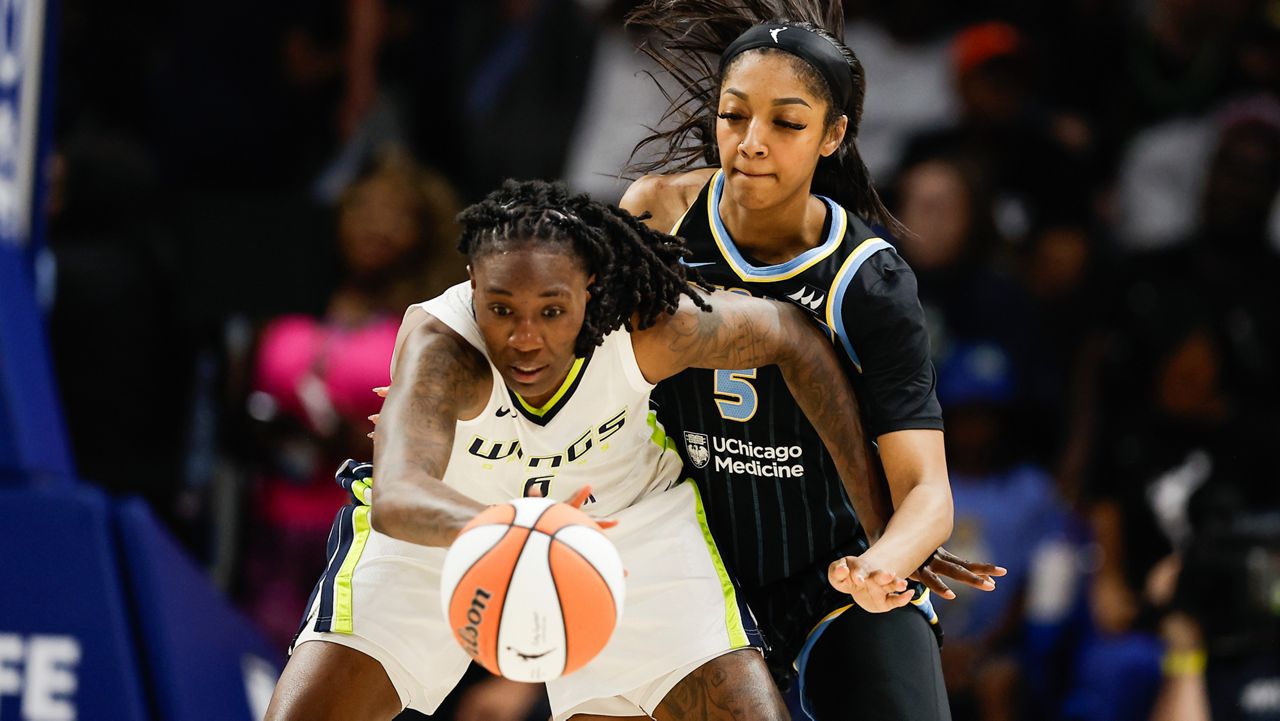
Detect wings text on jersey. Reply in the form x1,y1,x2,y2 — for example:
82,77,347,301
466,408,627,469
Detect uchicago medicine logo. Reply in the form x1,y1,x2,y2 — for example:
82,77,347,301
684,432,805,478
683,432,710,469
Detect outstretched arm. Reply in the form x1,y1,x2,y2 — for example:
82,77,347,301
636,289,840,374
639,291,958,606
636,292,928,609
635,295,866,469
370,320,491,547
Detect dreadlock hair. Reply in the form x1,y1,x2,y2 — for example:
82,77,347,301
457,179,713,358
626,0,908,239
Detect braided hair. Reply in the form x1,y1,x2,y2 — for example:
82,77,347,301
458,179,712,357
626,0,908,239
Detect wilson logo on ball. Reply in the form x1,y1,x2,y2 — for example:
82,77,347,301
456,587,492,657
440,497,625,682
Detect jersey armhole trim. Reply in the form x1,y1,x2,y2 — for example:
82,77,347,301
455,365,504,427
414,282,488,355
617,331,655,393
823,240,893,371
670,202,693,235
404,285,501,427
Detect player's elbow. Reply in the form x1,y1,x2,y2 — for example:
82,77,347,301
369,494,406,538
930,484,955,546
900,472,954,548
936,512,954,548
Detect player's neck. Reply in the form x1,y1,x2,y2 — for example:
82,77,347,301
717,190,827,266
515,363,576,410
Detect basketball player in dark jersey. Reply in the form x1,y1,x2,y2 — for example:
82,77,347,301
621,2,1004,719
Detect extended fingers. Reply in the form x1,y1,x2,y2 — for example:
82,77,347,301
566,485,593,509
848,582,913,613
886,589,915,609
914,566,957,600
828,557,858,594
831,558,910,602
936,548,1007,577
930,557,998,590
559,485,614,531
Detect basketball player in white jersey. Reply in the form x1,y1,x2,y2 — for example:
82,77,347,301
265,180,910,720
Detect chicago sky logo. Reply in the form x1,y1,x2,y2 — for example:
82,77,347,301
683,431,710,469
786,286,824,311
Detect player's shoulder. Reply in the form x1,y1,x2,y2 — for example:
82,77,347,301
831,211,902,271
396,316,493,418
401,316,488,381
830,219,920,310
620,169,716,233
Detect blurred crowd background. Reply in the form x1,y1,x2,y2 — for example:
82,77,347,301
49,0,1280,719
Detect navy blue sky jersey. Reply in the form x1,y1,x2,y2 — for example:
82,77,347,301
651,169,943,593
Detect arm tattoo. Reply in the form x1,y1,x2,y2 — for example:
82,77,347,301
774,313,878,535
664,293,783,371
372,330,490,546
669,293,879,535
395,338,479,478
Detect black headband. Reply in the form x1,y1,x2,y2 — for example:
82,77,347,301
719,23,854,116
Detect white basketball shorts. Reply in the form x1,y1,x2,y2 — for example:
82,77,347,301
291,480,759,717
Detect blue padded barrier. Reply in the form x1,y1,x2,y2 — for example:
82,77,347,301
0,484,147,720
115,497,282,721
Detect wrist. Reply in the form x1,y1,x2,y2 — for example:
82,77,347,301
859,543,916,580
1161,648,1206,677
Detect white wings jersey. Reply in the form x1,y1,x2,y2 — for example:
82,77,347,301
407,283,684,517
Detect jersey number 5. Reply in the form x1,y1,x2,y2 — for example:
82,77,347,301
714,369,758,422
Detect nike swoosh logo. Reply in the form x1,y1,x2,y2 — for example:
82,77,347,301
496,407,513,417
680,260,717,268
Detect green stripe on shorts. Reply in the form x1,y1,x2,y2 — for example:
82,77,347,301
332,504,372,633
689,480,749,648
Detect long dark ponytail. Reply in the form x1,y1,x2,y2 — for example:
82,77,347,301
626,0,907,239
